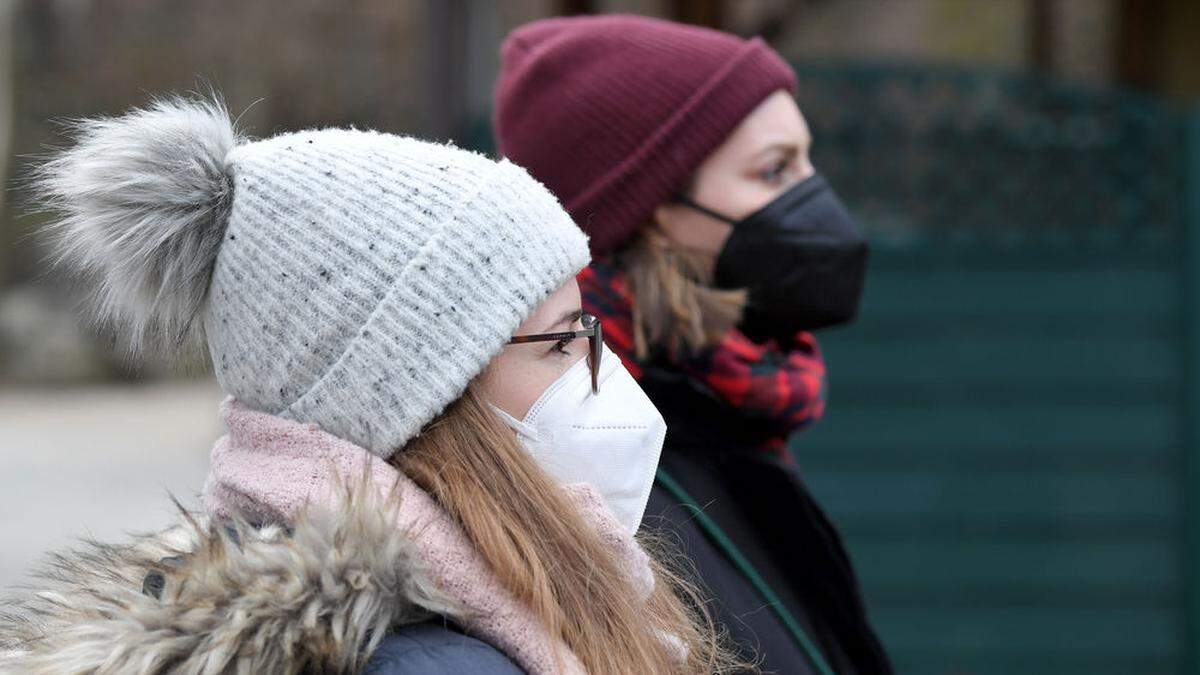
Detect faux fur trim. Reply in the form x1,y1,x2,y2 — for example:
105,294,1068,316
0,485,459,674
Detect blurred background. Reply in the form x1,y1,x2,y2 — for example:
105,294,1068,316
2,1,1199,673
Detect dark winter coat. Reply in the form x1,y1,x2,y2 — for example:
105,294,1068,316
364,623,520,675
639,362,893,675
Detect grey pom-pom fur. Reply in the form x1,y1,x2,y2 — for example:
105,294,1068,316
33,94,244,358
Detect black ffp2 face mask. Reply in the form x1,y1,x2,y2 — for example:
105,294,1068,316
677,173,869,341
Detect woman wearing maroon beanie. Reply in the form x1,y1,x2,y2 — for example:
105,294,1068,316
495,14,890,675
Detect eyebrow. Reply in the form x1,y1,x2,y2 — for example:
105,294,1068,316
539,308,583,333
750,141,801,163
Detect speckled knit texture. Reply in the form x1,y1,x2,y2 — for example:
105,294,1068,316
204,398,668,675
207,129,590,457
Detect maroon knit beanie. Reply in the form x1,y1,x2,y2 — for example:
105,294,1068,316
494,14,797,256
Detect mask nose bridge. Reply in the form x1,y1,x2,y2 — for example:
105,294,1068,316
594,343,621,382
524,344,636,425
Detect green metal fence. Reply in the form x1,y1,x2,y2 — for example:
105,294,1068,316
790,63,1200,675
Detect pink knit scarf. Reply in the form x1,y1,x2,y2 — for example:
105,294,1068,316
202,398,658,675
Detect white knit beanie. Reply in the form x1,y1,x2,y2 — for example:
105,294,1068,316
35,96,590,457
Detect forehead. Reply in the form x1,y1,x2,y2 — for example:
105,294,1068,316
715,90,811,161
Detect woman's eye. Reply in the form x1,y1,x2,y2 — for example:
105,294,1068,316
551,337,573,355
761,158,790,184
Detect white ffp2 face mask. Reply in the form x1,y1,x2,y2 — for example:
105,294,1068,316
491,344,666,533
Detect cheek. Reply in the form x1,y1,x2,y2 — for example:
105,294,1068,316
660,210,733,258
695,174,775,221
479,351,568,420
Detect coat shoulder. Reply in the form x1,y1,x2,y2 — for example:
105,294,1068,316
364,621,523,675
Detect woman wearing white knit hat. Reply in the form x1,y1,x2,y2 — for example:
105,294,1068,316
0,96,742,674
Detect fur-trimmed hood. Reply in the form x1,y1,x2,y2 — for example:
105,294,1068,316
0,486,458,674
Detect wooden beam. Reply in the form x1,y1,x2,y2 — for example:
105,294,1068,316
667,0,724,29
1116,0,1167,92
1029,0,1055,72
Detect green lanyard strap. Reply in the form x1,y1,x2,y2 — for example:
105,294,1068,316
655,468,837,675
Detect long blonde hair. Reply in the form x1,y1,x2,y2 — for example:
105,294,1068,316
620,226,746,360
392,385,746,674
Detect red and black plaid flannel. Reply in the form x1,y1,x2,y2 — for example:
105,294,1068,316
578,259,826,458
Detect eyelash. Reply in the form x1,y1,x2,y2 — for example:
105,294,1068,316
762,157,791,183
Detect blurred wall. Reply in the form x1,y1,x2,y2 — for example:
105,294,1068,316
2,3,1200,672
3,0,1198,385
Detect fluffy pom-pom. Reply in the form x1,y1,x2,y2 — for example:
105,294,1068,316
33,94,244,358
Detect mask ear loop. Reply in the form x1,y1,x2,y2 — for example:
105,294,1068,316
487,403,539,440
673,194,739,226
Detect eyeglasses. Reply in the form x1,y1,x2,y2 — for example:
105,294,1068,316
508,313,603,394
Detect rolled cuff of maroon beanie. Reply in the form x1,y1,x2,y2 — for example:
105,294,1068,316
566,38,797,256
